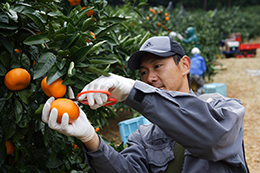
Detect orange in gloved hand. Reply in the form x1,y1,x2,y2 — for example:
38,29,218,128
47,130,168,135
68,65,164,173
50,98,79,124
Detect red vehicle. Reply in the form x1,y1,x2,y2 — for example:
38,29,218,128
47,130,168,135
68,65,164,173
220,33,260,58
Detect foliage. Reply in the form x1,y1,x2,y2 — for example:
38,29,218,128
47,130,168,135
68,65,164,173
1,0,260,171
0,0,146,171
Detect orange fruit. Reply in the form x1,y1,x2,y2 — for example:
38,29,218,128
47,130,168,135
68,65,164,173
152,9,156,15
149,8,153,12
68,0,81,6
6,141,15,155
146,16,150,20
15,49,21,54
50,98,80,124
73,143,79,150
41,77,67,98
95,127,100,132
86,31,95,43
4,68,31,91
157,22,161,27
165,16,169,21
164,13,168,17
87,10,94,17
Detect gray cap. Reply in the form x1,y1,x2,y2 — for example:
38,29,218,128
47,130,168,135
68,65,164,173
128,36,185,70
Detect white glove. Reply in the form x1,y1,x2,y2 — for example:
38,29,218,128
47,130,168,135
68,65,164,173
177,33,183,40
169,31,177,39
78,73,135,109
42,87,95,143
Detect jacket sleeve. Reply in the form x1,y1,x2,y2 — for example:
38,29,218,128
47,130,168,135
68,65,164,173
125,81,245,162
83,135,150,173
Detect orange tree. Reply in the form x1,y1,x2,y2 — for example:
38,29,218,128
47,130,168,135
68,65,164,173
0,0,148,171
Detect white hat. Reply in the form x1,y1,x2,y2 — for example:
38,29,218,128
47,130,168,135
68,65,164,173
191,47,200,54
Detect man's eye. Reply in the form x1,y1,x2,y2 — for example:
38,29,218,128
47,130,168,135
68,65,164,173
140,71,147,76
155,64,162,69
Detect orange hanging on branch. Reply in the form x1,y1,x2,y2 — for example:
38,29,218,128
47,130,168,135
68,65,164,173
68,0,81,6
4,68,31,91
41,77,67,98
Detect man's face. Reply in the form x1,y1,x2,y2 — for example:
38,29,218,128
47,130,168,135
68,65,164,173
139,53,190,92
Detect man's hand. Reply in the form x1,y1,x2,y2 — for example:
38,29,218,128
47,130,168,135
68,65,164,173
42,88,96,143
78,73,135,109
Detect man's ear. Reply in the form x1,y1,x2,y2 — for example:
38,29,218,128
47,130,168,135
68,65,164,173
180,55,190,75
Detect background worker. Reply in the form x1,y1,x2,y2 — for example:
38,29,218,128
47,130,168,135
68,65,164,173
42,36,249,172
177,26,199,49
190,47,207,96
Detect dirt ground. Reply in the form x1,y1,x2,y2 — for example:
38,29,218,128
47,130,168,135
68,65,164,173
99,48,260,173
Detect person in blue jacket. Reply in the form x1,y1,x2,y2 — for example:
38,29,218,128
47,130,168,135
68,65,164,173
190,47,207,96
42,36,249,173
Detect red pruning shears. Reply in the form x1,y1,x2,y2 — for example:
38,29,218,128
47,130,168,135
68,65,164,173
73,90,117,106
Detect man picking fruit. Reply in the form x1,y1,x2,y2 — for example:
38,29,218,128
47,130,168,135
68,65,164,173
42,36,249,173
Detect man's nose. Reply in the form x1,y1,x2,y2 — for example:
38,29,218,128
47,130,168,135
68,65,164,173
147,71,158,84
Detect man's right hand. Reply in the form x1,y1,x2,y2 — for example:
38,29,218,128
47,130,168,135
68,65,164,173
78,73,135,109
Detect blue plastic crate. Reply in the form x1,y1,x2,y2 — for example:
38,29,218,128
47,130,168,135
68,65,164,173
203,83,227,96
118,116,151,144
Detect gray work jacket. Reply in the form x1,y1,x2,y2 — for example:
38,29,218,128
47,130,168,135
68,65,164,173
84,81,249,173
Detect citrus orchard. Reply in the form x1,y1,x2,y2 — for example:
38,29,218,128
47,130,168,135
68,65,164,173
41,77,67,98
50,98,80,124
4,68,31,91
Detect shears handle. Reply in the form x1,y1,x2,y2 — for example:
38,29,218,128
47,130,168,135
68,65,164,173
76,90,117,106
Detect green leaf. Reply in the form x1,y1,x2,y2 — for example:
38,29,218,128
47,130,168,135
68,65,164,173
23,33,50,45
81,17,95,32
0,63,7,76
67,23,76,34
86,66,109,76
12,127,29,142
0,98,6,112
89,59,117,65
21,53,30,69
24,13,45,31
57,50,70,57
139,31,150,46
35,104,44,114
123,38,135,47
46,157,63,169
104,16,128,23
133,7,144,18
0,35,13,53
56,58,67,70
99,36,117,45
18,89,32,104
65,33,81,49
87,40,107,55
6,122,16,140
14,99,23,123
17,115,31,128
0,13,9,23
0,23,18,30
137,2,148,8
46,65,67,85
96,23,119,38
34,52,56,79
71,45,91,62
75,7,94,25
53,34,73,41
0,51,11,67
